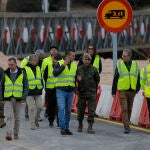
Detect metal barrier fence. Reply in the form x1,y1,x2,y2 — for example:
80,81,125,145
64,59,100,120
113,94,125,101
0,10,149,56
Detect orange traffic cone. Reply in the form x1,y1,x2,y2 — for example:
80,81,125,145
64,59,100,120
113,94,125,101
138,95,150,127
109,91,122,121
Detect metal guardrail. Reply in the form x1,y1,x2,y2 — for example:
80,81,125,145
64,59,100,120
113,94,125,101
0,10,149,56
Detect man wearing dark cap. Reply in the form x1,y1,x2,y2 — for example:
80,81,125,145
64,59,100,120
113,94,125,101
41,46,58,118
76,53,100,134
41,46,58,74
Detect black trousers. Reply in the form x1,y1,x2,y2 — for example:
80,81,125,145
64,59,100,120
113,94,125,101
45,89,58,123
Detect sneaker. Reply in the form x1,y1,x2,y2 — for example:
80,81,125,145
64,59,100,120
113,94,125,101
31,124,37,130
35,120,39,127
38,117,43,122
25,114,29,120
65,129,73,135
14,133,19,139
49,122,54,128
44,112,48,118
6,133,12,141
60,129,66,135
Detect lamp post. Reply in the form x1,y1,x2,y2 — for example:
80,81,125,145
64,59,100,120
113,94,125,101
67,0,71,12
42,0,49,13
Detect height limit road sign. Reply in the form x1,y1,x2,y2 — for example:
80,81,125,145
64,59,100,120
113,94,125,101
97,0,133,32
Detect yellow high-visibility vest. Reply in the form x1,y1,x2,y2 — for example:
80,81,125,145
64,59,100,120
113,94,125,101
4,73,23,98
41,56,52,74
55,60,77,87
117,61,139,90
20,56,29,68
140,64,150,98
93,55,101,71
25,66,43,90
46,63,56,89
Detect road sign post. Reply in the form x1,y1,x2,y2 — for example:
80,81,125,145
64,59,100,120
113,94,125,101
97,0,133,74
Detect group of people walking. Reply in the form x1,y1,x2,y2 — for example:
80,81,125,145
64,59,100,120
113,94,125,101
0,44,101,140
0,44,149,141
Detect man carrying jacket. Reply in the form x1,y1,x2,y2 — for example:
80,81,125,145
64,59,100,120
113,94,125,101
0,57,28,140
112,49,140,134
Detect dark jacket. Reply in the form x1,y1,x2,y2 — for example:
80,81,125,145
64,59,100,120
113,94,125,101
43,64,56,93
111,60,141,95
25,64,43,96
77,64,100,97
78,54,102,73
0,67,28,101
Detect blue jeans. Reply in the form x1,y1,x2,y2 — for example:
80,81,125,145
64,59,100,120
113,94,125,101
56,89,74,129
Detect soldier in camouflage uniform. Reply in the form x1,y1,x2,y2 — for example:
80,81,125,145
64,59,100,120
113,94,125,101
0,67,6,128
76,53,100,134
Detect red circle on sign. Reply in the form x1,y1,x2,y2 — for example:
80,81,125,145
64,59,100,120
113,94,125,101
97,0,133,32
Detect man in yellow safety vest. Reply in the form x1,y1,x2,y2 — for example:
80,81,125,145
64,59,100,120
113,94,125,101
0,57,28,140
53,49,77,135
140,55,150,120
78,44,102,73
24,55,43,130
112,49,140,134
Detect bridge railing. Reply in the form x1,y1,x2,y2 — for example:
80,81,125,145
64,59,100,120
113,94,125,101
0,10,149,55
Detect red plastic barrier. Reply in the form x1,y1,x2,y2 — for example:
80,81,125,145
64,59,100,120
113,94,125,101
13,28,19,43
4,27,10,44
96,85,101,104
56,25,62,41
31,28,37,41
71,93,78,113
109,91,122,121
138,95,150,127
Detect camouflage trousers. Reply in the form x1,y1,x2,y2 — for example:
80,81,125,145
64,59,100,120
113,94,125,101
77,95,96,122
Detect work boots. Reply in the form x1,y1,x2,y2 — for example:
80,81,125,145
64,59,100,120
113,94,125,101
87,121,95,134
77,120,83,132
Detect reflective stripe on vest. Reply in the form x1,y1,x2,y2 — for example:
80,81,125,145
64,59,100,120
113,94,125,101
93,55,100,71
117,61,138,90
55,60,77,87
46,63,56,89
25,66,43,90
4,73,23,98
